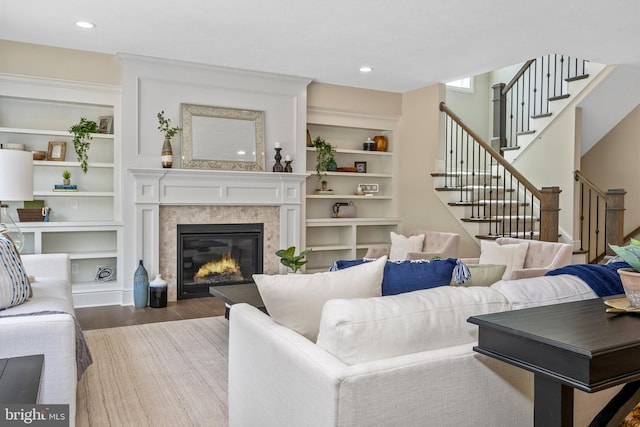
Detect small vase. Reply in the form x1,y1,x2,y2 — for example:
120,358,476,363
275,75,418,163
161,137,173,168
133,260,149,308
326,158,337,172
149,274,168,308
373,135,388,152
63,179,71,185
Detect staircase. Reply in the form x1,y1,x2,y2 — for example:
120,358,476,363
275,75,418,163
434,54,608,243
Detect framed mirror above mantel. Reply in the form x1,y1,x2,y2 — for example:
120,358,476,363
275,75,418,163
181,103,266,172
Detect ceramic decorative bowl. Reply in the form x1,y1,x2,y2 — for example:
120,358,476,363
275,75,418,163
618,268,640,308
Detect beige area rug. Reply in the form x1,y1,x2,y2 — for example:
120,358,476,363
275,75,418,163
76,317,229,427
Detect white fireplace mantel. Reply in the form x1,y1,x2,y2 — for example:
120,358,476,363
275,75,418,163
129,168,308,293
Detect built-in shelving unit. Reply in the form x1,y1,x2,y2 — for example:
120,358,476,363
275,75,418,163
304,108,401,272
0,74,122,307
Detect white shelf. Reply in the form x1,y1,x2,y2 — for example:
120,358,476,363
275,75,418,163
68,250,117,260
18,221,121,230
307,217,402,226
0,126,114,139
34,160,114,168
307,244,353,252
33,191,115,197
306,147,392,156
305,170,392,178
307,194,392,200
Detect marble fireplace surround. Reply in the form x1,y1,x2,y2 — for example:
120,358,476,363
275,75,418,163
130,168,307,301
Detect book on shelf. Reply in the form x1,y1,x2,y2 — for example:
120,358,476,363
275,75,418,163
53,184,78,191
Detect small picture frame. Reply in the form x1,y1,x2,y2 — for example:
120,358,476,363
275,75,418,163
355,161,367,173
47,141,66,161
97,116,114,134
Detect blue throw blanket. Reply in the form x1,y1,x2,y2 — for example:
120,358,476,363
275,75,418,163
545,261,630,297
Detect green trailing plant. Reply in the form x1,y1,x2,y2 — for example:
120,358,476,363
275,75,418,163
312,136,336,181
157,110,181,139
275,246,312,273
62,170,71,180
69,117,98,173
610,239,640,272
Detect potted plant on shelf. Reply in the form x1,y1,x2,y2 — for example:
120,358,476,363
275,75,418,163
62,170,71,185
69,117,98,173
610,239,640,307
157,110,181,168
312,136,337,181
275,246,312,273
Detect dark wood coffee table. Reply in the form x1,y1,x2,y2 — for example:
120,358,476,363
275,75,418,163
0,354,44,403
469,297,640,426
209,283,266,319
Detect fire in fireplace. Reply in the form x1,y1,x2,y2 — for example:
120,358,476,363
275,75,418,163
177,223,263,299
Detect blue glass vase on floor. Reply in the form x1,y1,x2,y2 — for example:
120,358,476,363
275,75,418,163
133,259,149,308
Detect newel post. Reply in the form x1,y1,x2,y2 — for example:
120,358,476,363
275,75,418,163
605,188,626,255
539,186,561,242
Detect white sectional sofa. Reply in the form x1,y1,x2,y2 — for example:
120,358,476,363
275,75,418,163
0,253,80,426
228,273,622,427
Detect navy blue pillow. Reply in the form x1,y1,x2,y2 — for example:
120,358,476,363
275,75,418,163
331,258,458,296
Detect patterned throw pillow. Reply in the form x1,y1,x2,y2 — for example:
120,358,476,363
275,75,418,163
0,232,30,310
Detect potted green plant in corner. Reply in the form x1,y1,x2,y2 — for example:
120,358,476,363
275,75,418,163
69,117,98,173
275,246,312,273
610,239,640,307
157,110,181,169
312,136,337,182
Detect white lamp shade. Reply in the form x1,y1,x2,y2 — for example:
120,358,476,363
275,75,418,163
0,149,34,201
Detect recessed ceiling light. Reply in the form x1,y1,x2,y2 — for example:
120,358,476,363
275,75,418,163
360,66,373,73
75,21,95,29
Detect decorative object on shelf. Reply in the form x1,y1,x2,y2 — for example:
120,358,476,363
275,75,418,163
284,155,293,173
306,129,313,147
337,166,357,172
69,118,98,173
275,246,311,273
157,110,181,169
332,201,357,218
355,185,365,196
355,161,367,173
97,115,114,134
46,141,67,162
31,151,46,160
18,200,46,223
363,137,375,151
1,143,25,151
610,239,640,307
0,149,33,252
62,169,71,185
181,103,265,171
41,206,50,222
359,183,380,197
53,184,78,192
133,259,149,308
149,274,168,308
312,136,337,180
373,135,388,152
321,180,328,191
95,266,114,283
273,143,284,172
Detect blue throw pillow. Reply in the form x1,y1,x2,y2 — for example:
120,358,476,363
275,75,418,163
331,258,458,296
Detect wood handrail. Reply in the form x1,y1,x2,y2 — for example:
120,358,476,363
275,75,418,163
624,226,640,243
574,170,608,199
501,59,536,95
439,101,542,199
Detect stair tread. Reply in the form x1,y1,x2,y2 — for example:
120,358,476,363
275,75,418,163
566,74,589,82
531,112,552,119
435,186,516,192
502,146,521,151
548,93,570,101
431,171,500,178
516,130,536,136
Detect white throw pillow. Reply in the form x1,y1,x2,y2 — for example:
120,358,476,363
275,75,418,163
253,255,386,341
389,232,425,261
316,286,511,365
479,240,529,280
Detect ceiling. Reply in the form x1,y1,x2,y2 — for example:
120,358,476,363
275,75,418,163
2,0,640,93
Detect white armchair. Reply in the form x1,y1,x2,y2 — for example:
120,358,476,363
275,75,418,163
364,230,460,260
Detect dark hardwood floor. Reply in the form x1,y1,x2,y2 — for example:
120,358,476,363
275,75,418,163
76,296,227,330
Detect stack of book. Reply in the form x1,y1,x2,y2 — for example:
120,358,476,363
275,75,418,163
53,184,78,192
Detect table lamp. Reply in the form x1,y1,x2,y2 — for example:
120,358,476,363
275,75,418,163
0,149,34,252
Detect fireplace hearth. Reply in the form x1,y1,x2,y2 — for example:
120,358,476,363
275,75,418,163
177,223,264,299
